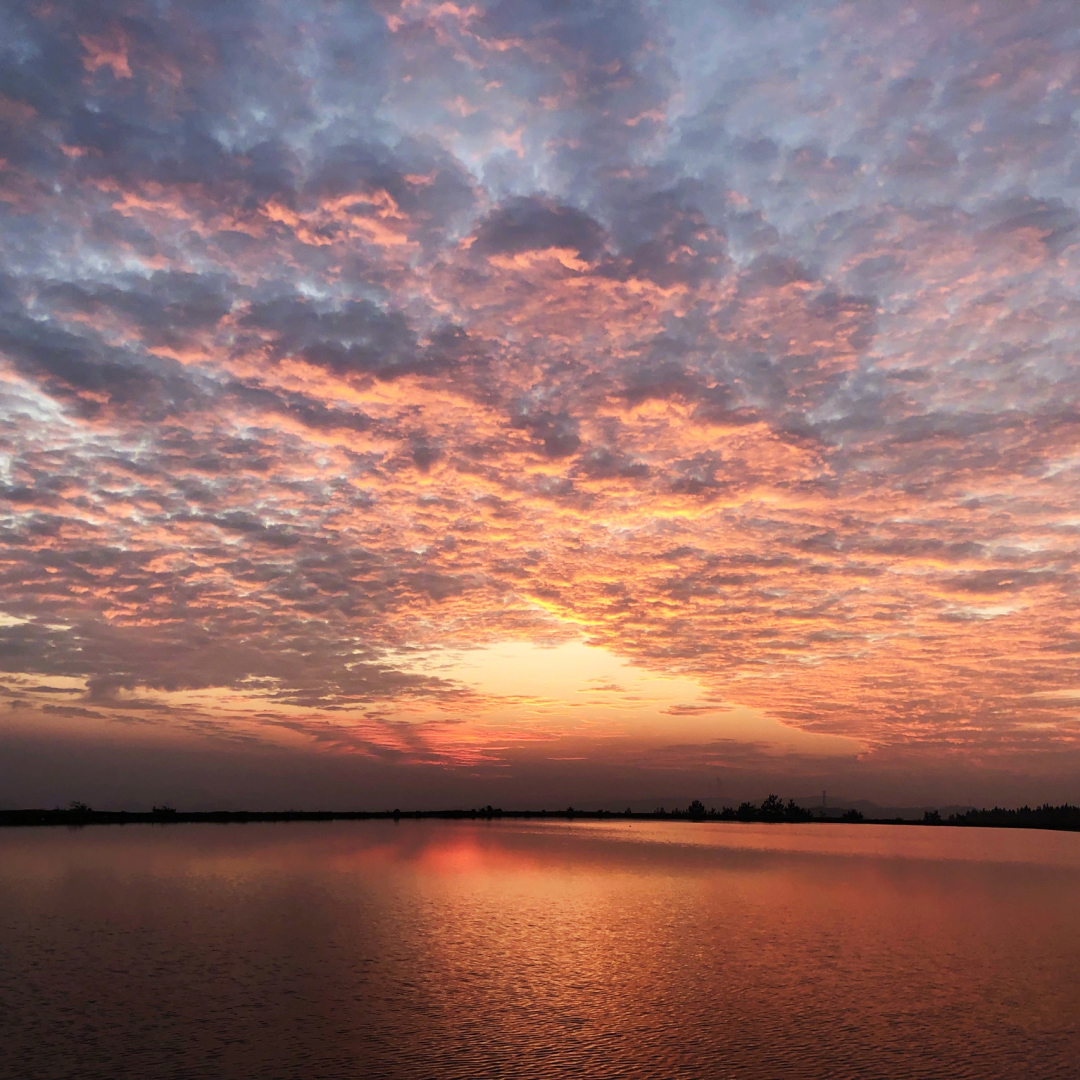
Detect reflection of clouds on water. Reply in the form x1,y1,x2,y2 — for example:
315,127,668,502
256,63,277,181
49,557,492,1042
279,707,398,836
2,819,1079,1076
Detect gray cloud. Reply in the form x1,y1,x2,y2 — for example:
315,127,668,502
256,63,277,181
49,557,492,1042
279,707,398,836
1,0,1079,803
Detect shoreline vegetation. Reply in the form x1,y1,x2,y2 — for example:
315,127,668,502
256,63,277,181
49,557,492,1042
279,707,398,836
2,797,1079,832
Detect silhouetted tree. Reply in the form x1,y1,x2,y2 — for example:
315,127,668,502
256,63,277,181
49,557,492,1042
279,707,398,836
688,799,707,820
946,803,1080,830
923,809,942,825
841,808,864,823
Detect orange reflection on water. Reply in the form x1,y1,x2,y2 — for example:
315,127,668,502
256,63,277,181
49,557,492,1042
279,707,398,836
2,820,1079,1079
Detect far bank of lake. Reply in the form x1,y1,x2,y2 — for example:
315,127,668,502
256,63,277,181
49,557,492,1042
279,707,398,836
2,798,1079,831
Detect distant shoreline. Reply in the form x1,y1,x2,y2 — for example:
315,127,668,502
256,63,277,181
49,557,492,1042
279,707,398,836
2,805,1078,832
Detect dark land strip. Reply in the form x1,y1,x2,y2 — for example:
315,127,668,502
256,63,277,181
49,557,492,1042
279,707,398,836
2,800,1079,831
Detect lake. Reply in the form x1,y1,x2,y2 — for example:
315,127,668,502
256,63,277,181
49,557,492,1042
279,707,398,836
1,819,1078,1079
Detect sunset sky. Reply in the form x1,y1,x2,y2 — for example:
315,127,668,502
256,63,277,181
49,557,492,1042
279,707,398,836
2,0,1079,810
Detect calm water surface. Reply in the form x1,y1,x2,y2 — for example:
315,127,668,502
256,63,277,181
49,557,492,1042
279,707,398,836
1,819,1078,1079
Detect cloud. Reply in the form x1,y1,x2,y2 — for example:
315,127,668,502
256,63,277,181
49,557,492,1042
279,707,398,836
1,0,1079,802
472,197,606,262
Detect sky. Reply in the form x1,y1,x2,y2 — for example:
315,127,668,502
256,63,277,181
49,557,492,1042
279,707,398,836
2,0,1079,810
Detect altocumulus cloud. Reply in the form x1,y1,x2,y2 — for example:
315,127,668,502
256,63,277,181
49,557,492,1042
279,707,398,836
1,0,1079,802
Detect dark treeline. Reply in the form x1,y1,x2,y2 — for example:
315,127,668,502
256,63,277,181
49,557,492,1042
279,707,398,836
941,803,1080,831
1,799,1078,831
0,796,819,828
697,795,823,823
